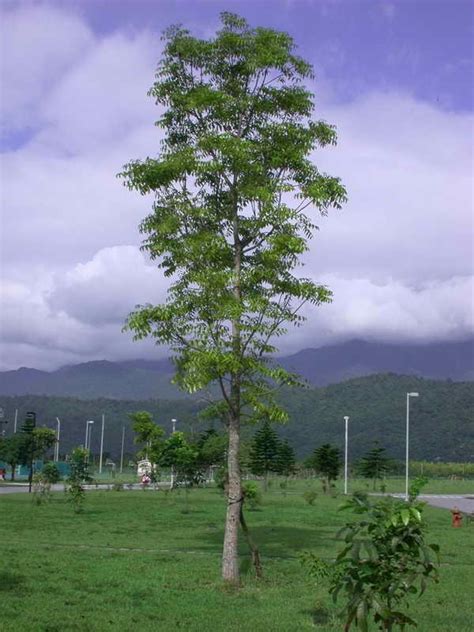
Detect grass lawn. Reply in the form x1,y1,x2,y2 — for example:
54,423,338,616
1,483,473,631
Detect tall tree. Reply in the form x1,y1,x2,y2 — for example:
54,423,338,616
120,12,346,583
307,443,342,493
130,411,165,464
357,442,390,490
275,438,296,479
249,420,281,490
19,413,56,492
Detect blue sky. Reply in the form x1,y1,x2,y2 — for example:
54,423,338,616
0,1,472,369
78,0,473,109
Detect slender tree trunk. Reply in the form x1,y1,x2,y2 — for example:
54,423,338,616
222,206,243,584
222,410,242,583
239,503,263,579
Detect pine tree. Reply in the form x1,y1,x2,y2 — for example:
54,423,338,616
249,420,281,490
357,443,390,490
276,439,296,478
308,443,342,494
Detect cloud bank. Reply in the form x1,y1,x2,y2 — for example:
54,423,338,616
0,3,472,370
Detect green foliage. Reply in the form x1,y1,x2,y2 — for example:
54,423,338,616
276,438,296,477
159,431,201,487
356,442,391,490
195,429,227,469
302,489,318,505
41,462,61,484
242,480,262,511
408,475,429,502
119,10,346,438
249,420,281,486
307,444,342,493
0,433,25,479
66,447,92,513
304,494,440,632
130,410,165,464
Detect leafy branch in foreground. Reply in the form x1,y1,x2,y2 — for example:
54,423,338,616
119,11,346,583
301,494,440,631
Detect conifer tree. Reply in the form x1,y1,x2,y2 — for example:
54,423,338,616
249,420,281,490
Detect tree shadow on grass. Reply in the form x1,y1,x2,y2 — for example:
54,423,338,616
201,524,337,559
0,570,25,592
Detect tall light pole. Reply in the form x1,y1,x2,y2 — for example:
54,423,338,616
170,418,177,489
99,414,105,474
85,420,94,454
55,417,61,462
405,392,419,501
120,425,125,474
344,416,350,495
13,409,18,433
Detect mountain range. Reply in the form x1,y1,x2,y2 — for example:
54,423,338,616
1,339,472,400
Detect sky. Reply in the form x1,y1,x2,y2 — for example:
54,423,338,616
0,0,473,371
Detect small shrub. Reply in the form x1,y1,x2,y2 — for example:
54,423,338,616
112,482,124,492
303,489,318,505
41,462,61,484
302,494,440,632
242,481,262,511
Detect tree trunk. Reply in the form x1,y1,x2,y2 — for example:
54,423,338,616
222,411,242,584
239,503,263,578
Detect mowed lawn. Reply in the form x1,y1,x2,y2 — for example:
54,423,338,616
1,484,473,631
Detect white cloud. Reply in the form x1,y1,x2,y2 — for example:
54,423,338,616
0,3,94,136
48,246,166,325
0,4,472,370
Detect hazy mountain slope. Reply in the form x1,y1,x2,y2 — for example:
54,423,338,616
1,339,472,399
1,375,472,461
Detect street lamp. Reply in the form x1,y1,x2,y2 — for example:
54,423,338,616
405,392,419,501
55,417,61,462
170,418,177,489
85,420,94,453
344,416,350,495
99,414,105,474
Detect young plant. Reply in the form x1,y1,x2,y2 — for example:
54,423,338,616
66,447,92,513
302,493,440,632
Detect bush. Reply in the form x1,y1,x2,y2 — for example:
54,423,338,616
303,489,318,505
41,462,61,484
242,481,262,510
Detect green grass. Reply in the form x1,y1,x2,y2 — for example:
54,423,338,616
1,483,473,631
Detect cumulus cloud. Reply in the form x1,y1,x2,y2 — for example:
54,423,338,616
47,246,166,325
0,3,472,370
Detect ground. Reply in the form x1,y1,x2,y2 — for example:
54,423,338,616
1,480,473,631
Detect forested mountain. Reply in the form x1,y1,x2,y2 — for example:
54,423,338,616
1,374,472,462
1,339,472,400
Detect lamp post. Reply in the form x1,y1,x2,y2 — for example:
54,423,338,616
55,417,61,462
170,418,177,489
344,416,350,495
85,420,94,454
120,425,125,474
405,392,419,501
99,414,105,474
